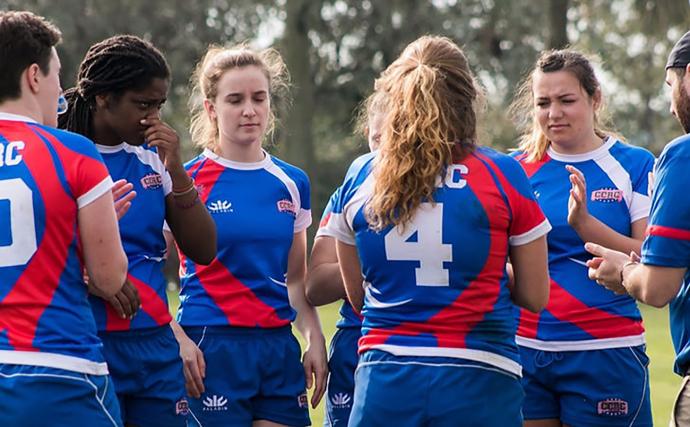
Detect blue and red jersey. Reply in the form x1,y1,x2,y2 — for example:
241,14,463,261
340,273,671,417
316,188,362,329
514,137,654,351
0,113,112,374
324,147,550,376
89,143,173,331
176,149,311,328
641,134,690,375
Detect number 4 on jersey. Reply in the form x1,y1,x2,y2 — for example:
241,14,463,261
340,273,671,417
384,203,452,287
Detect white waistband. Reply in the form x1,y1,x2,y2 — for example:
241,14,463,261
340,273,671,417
516,334,645,351
369,344,522,377
0,350,109,375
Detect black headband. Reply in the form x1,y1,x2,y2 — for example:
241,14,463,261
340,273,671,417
667,30,690,70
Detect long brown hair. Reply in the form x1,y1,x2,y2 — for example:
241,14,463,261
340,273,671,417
509,49,621,162
366,35,482,231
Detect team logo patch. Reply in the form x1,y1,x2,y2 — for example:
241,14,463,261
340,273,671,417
298,392,309,408
591,188,624,203
140,173,163,190
597,398,628,416
202,394,229,411
277,199,297,217
175,398,190,415
331,392,352,409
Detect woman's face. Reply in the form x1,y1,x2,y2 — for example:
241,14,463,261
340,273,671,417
95,77,168,146
367,112,384,152
532,70,599,151
205,65,270,150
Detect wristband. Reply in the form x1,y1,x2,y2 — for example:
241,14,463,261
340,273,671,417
172,181,196,197
174,191,200,209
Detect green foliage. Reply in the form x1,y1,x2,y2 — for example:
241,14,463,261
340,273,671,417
3,0,687,222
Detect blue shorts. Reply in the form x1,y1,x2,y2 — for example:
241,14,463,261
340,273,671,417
99,326,187,427
0,364,122,426
183,325,310,427
520,345,652,426
349,349,523,427
324,327,360,427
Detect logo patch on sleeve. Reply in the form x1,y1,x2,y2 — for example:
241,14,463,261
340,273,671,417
140,173,163,190
277,199,297,217
591,188,624,203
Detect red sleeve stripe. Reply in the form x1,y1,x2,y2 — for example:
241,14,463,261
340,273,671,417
647,225,690,241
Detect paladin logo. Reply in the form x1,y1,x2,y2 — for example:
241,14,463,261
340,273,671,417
331,392,352,409
597,398,628,416
207,200,233,213
202,394,229,411
140,173,163,190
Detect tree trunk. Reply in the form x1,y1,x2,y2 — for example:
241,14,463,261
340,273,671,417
282,0,317,181
548,0,569,49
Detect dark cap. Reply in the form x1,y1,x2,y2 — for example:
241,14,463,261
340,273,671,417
667,31,690,69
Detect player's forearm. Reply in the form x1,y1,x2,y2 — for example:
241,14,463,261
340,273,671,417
169,318,193,342
166,195,217,265
624,263,684,308
335,240,365,312
573,215,642,255
289,283,325,345
305,263,347,306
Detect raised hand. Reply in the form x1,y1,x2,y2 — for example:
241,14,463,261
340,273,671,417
566,164,590,229
141,117,184,173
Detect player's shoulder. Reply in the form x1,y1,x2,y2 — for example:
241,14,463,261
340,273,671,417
659,133,690,161
184,151,209,171
473,146,525,175
344,151,376,182
476,145,515,162
118,143,166,168
269,154,309,186
608,137,655,164
31,124,101,158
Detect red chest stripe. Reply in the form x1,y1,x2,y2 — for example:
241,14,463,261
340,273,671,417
0,125,75,350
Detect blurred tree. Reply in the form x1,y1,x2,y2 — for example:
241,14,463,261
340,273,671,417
572,0,690,151
281,0,319,181
2,0,686,219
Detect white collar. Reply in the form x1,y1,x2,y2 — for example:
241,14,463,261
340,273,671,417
0,112,38,123
546,136,616,162
202,148,271,170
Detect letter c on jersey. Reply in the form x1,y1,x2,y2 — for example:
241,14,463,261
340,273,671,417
0,141,25,167
444,164,468,189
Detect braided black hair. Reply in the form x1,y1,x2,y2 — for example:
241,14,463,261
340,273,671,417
58,35,170,137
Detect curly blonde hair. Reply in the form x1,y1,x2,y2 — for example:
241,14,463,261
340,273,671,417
189,44,289,150
366,35,482,231
509,49,622,162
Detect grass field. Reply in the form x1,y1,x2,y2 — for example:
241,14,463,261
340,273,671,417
169,292,680,426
